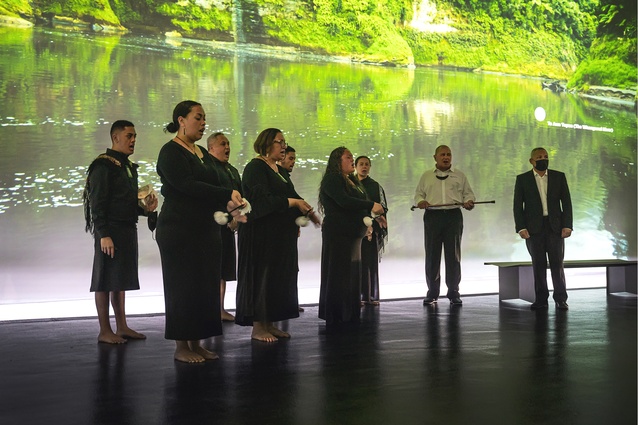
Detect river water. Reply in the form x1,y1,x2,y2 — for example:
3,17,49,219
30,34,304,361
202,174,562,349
0,26,635,311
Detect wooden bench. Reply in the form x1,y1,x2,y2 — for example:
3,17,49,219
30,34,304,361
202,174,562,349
485,259,637,302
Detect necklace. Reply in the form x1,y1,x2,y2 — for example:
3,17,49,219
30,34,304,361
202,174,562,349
174,136,195,153
175,136,204,163
174,136,203,163
258,155,277,170
258,156,288,182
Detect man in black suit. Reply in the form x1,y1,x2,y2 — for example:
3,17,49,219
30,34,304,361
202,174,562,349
514,147,573,310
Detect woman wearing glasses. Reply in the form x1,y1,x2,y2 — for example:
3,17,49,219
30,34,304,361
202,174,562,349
235,128,313,342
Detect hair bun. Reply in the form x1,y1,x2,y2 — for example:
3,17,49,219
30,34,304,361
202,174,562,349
164,121,179,133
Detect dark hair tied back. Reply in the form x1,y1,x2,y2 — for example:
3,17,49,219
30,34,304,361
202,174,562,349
164,100,201,134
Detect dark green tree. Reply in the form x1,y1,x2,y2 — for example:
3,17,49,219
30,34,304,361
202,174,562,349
597,0,637,37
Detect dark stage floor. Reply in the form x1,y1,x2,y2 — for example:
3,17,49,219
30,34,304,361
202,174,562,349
0,289,635,425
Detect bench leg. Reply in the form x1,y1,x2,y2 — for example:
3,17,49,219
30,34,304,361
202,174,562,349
607,264,637,295
499,266,535,303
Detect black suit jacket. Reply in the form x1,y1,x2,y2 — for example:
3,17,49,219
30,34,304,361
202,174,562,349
513,169,573,235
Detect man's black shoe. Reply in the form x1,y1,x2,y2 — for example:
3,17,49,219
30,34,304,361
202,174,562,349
530,302,548,310
555,301,569,310
450,298,463,305
422,297,437,306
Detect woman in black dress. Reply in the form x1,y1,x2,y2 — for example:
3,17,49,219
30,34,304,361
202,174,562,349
156,100,244,363
235,128,313,342
318,147,384,326
355,156,388,306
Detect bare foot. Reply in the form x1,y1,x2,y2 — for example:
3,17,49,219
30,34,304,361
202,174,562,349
221,311,235,322
188,342,219,360
251,329,278,342
117,327,147,340
98,331,127,344
268,325,291,339
174,346,205,363
298,307,305,312
366,301,380,306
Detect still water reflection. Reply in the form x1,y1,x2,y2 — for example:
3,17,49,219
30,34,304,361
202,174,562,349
0,27,635,306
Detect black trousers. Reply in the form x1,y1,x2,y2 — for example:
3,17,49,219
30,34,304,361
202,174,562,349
423,208,463,299
525,217,567,303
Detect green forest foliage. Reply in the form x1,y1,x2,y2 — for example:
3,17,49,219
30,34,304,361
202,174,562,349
447,0,598,45
156,1,232,35
570,0,637,89
401,23,581,79
445,0,635,88
261,0,414,64
0,0,32,18
569,35,636,89
597,0,637,37
2,0,636,88
32,0,120,25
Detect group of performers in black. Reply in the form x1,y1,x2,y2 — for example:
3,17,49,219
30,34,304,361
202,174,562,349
85,100,572,363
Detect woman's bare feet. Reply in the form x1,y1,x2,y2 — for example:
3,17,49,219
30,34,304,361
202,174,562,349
117,327,147,340
174,341,205,363
188,341,219,360
268,325,290,339
98,331,127,344
251,322,277,342
221,310,235,322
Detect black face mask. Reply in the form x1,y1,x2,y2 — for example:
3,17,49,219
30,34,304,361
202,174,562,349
534,159,549,171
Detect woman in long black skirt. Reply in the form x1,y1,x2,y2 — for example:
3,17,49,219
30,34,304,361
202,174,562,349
156,100,244,363
318,147,384,326
355,155,388,306
235,128,314,342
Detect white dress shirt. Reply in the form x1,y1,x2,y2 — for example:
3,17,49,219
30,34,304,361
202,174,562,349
414,167,475,209
534,169,549,216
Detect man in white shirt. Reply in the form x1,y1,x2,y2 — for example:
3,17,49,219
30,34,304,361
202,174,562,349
414,145,475,306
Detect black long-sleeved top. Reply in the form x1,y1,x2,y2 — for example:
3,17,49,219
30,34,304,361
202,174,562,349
320,173,374,237
156,142,232,217
86,148,142,239
211,156,242,195
360,175,389,248
241,158,302,220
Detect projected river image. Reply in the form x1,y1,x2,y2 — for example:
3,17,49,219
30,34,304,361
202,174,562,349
0,27,636,309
